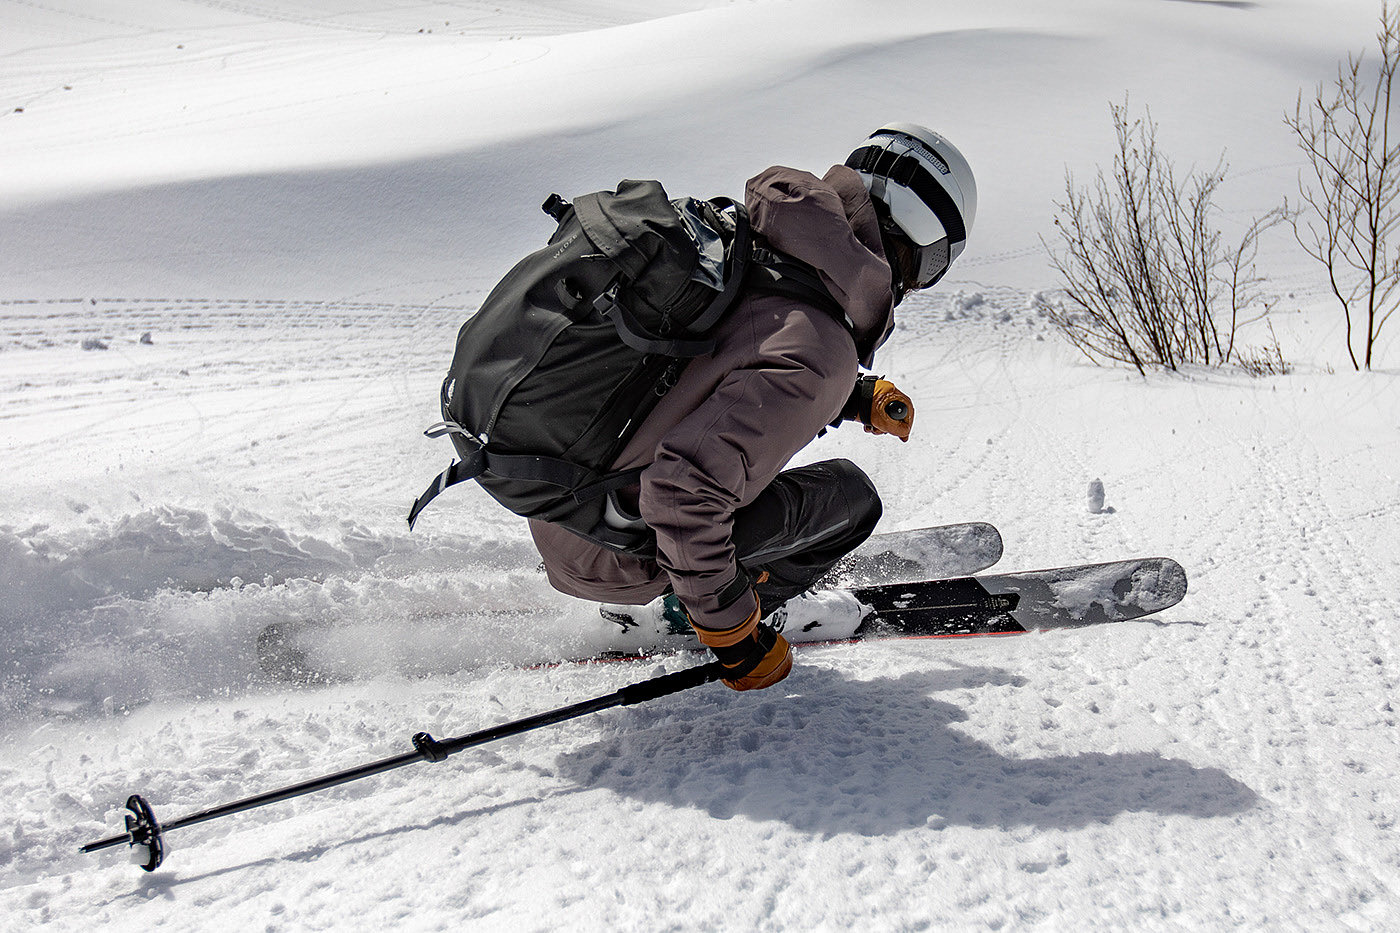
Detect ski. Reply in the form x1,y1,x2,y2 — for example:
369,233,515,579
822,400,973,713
589,556,1189,662
849,556,1188,638
821,521,1002,586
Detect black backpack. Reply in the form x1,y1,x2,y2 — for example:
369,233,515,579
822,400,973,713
408,179,846,555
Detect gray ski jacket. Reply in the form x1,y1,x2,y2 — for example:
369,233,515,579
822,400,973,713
529,164,896,632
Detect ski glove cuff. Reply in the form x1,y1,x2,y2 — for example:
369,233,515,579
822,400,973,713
689,594,793,691
840,375,914,442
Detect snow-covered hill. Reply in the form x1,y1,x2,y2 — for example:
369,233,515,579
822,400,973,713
2,1,1398,929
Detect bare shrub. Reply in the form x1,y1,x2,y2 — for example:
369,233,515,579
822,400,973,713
1285,1,1400,371
1043,100,1284,375
1236,323,1292,377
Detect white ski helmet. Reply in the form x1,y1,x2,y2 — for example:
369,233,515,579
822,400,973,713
846,123,977,289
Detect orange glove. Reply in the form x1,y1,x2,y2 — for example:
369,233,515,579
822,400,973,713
841,375,915,442
690,596,793,691
866,379,914,442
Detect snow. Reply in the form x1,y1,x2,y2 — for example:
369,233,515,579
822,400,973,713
2,0,1399,929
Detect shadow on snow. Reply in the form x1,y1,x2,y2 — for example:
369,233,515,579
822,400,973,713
107,659,1259,886
553,661,1258,836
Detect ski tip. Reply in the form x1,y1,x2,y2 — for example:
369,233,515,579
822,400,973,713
1117,557,1189,614
1159,557,1189,604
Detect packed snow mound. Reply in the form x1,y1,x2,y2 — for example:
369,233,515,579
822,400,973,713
0,507,574,716
3,507,386,610
0,505,553,614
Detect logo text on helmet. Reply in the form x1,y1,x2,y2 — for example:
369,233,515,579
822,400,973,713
879,131,950,176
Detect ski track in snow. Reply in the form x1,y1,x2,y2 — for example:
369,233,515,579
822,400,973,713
3,290,1397,930
3,0,1400,929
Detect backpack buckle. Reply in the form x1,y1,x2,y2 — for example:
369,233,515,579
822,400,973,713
424,421,481,442
542,193,572,221
591,281,622,317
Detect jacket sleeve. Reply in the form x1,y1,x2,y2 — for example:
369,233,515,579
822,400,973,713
637,306,857,632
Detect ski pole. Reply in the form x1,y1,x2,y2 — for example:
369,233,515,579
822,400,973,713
79,659,726,871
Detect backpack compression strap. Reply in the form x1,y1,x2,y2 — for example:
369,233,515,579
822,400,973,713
406,423,646,531
407,422,484,529
407,459,473,530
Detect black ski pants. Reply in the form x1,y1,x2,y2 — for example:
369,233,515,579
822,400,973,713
730,458,882,617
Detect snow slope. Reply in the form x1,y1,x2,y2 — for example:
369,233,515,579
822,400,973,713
2,0,1399,929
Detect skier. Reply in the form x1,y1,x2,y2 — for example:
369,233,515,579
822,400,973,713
530,124,977,691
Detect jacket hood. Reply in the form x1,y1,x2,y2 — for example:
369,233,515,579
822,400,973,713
744,164,895,366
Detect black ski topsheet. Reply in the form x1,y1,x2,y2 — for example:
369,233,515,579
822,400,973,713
851,556,1189,638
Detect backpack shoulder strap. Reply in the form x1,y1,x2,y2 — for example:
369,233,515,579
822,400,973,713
746,243,854,334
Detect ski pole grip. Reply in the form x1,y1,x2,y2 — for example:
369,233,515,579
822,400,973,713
617,661,726,705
